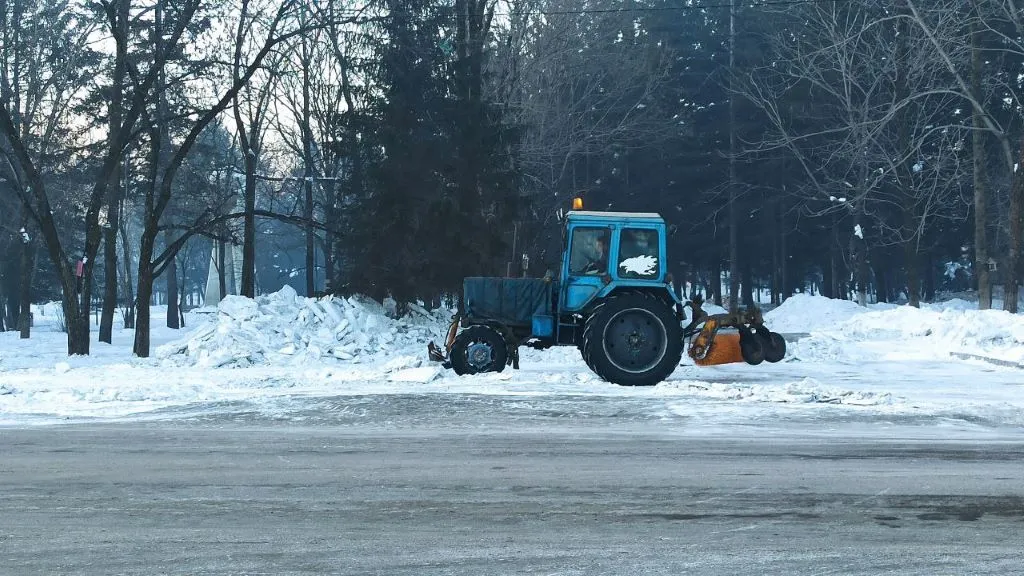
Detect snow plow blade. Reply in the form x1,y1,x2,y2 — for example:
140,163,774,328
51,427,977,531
683,296,786,366
689,332,744,366
427,314,461,368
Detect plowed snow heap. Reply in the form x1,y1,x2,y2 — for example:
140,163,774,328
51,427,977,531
157,286,447,368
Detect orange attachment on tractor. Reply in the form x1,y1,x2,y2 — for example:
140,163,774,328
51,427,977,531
682,296,786,367
689,331,744,366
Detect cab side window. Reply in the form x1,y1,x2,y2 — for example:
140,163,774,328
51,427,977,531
617,228,659,279
568,227,610,276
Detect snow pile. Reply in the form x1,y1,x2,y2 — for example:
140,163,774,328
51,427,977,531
763,293,868,333
835,305,1024,363
156,286,449,368
769,294,1024,364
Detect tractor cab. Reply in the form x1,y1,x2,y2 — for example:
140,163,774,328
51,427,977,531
561,210,671,313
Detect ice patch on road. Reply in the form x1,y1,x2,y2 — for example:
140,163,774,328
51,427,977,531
659,377,895,406
389,367,442,383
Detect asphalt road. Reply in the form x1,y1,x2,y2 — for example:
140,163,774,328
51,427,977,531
2,420,1023,575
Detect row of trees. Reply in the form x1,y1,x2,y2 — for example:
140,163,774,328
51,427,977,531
3,0,1024,357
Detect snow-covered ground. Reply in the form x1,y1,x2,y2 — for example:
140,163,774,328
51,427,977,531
1,290,1023,434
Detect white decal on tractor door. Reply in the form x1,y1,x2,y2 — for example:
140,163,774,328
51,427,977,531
619,255,657,276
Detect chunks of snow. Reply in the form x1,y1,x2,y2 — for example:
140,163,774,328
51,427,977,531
854,224,864,239
156,287,449,369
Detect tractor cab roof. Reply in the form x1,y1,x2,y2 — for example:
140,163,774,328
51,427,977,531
566,210,664,224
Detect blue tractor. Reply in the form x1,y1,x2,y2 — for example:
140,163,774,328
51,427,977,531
427,205,786,386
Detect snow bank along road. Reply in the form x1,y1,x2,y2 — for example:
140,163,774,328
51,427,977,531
2,422,1022,575
2,291,1024,432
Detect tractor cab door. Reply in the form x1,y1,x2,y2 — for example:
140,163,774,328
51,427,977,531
560,224,613,313
613,226,663,282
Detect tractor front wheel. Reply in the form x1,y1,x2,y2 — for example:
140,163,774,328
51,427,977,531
582,293,683,386
450,325,508,376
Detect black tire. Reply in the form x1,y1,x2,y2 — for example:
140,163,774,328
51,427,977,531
581,292,683,386
757,327,786,363
450,326,508,376
738,326,765,365
579,342,599,373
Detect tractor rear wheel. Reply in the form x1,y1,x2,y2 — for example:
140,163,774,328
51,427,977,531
450,325,508,376
582,292,683,386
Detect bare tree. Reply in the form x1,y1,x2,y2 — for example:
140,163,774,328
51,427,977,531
232,22,284,298
740,0,968,306
905,0,1024,311
0,0,116,352
503,0,676,263
98,0,131,344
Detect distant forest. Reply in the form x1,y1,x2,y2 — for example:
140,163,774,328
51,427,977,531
2,0,1023,356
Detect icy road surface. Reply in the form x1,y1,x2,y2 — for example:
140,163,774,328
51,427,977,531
2,423,1023,575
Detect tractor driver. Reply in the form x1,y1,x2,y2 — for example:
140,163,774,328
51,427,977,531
570,229,609,275
583,234,608,275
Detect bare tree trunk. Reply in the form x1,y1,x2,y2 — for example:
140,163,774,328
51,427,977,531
924,251,936,301
874,257,890,304
305,182,314,296
771,201,781,304
218,239,227,299
894,2,920,308
971,13,991,310
741,257,753,307
324,229,335,293
1005,136,1024,313
241,156,256,298
133,117,161,358
99,0,129,344
822,255,833,299
300,22,316,298
177,254,186,327
853,212,869,306
711,258,723,307
100,182,120,342
780,213,790,298
17,238,36,338
165,231,179,329
118,196,136,329
903,237,920,306
134,239,154,357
